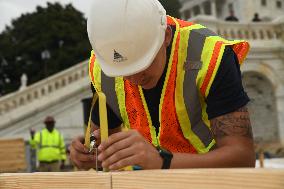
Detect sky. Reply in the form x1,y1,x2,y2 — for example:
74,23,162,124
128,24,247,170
0,0,93,32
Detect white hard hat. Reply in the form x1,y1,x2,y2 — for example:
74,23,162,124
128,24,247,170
87,0,167,77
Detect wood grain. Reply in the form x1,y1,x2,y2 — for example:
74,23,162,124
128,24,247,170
1,169,284,189
112,169,284,189
0,138,27,173
0,171,111,189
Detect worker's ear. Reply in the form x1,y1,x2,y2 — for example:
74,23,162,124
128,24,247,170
165,26,172,47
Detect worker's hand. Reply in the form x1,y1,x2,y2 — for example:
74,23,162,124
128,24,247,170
30,128,35,139
98,130,163,170
69,135,98,170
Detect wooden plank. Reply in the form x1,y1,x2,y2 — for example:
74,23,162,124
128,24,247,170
0,149,25,155
112,169,284,189
0,153,26,160
0,163,27,173
0,172,111,189
0,138,25,144
0,138,27,173
1,169,284,189
0,139,25,147
0,161,27,171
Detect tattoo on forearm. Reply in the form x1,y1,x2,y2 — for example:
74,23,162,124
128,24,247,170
211,106,253,139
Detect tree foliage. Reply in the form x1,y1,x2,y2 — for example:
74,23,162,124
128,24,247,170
159,0,182,18
0,2,91,95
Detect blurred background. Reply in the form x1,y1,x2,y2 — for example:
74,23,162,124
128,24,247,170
0,0,284,172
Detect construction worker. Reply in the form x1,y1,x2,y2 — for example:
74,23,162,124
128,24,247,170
30,116,66,172
70,0,255,170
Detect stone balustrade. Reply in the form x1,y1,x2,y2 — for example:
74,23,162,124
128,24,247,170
0,60,89,116
191,16,284,42
217,22,282,41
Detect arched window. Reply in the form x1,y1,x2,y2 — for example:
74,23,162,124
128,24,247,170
242,72,279,143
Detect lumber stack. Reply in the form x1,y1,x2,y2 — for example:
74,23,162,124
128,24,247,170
1,169,284,189
0,138,27,173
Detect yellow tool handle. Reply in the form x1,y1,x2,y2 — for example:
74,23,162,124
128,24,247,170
97,91,109,172
84,93,98,149
98,91,109,142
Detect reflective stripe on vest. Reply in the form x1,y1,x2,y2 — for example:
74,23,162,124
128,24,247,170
88,16,250,154
178,27,218,152
39,130,61,149
101,72,121,120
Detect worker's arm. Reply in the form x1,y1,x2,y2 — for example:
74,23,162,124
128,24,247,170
170,106,255,168
59,133,67,161
97,106,255,170
29,131,40,149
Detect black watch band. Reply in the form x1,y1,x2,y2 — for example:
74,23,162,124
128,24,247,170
156,146,173,169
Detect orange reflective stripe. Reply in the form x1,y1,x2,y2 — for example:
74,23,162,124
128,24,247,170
200,41,224,97
232,42,250,65
160,32,197,153
89,52,96,85
160,18,197,153
166,16,176,26
174,18,194,28
167,16,194,28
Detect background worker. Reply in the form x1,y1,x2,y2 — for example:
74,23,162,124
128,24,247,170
70,0,255,170
30,116,66,172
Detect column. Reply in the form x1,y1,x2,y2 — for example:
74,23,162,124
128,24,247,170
200,5,205,15
211,0,217,17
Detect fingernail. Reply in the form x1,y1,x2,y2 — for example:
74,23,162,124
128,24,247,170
98,145,103,151
98,155,102,161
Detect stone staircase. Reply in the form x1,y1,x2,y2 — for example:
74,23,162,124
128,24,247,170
0,60,92,143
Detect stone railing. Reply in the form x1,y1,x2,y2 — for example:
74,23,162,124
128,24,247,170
217,22,282,41
0,60,89,116
191,16,284,42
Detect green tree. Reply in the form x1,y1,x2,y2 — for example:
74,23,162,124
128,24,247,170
0,2,91,95
159,0,182,18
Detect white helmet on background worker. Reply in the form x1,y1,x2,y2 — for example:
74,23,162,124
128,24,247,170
87,0,167,77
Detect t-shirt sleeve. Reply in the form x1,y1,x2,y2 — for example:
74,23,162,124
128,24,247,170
91,91,122,129
206,46,250,120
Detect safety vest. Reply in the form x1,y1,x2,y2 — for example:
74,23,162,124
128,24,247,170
29,128,66,162
88,16,249,154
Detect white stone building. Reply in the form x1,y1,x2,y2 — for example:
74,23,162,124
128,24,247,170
180,0,284,22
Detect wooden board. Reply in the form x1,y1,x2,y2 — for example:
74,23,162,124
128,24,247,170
1,169,284,189
0,172,111,189
0,138,27,173
112,169,284,189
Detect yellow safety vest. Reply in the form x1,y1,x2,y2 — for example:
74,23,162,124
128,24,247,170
30,128,66,162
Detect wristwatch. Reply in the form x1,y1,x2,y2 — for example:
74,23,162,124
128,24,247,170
156,146,173,169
